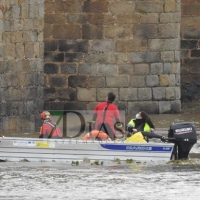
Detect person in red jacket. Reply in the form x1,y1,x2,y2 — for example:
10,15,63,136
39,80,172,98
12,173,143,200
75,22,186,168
92,92,124,140
39,111,63,139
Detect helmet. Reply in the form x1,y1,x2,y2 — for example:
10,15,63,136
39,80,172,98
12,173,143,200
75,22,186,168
40,111,51,120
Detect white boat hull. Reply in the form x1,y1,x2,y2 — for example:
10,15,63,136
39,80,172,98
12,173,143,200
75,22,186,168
0,137,174,162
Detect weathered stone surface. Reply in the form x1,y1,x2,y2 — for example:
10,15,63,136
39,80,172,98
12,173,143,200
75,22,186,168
169,74,176,86
116,39,148,52
159,101,171,113
119,88,137,101
65,53,84,63
45,14,65,24
119,64,134,75
146,75,159,87
130,52,160,63
138,88,152,101
133,24,158,39
171,100,181,113
15,43,24,58
183,27,200,39
159,74,170,86
171,62,180,74
164,0,177,12
149,39,180,51
52,25,81,39
151,63,163,75
78,64,98,75
136,1,163,13
25,42,34,58
140,13,159,23
77,88,96,101
61,63,77,74
82,25,103,39
97,64,118,75
44,63,59,74
86,14,104,25
0,0,188,133
44,52,64,62
161,51,175,62
166,87,176,100
127,101,159,114
44,40,58,51
68,75,88,88
175,74,180,86
160,12,181,23
59,40,89,53
97,88,118,102
83,1,109,13
116,14,140,24
182,5,200,16
64,102,86,110
90,40,114,52
88,76,105,88
44,88,56,101
105,26,133,39
84,53,110,64
110,2,135,14
152,87,165,100
130,76,145,87
109,53,130,64
106,76,129,87
49,76,67,88
57,88,77,101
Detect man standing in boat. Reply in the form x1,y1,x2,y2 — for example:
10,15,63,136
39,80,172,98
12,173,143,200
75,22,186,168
91,92,124,140
39,111,63,139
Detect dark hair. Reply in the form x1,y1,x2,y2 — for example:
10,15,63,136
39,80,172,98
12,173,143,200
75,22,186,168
140,111,148,120
140,111,155,129
107,92,116,102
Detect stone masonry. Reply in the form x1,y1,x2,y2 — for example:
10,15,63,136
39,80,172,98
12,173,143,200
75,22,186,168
3,0,200,132
181,0,200,102
0,0,44,132
44,0,181,115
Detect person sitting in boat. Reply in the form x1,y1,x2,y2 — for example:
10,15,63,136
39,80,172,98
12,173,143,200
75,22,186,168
126,111,155,142
91,92,125,141
39,111,63,139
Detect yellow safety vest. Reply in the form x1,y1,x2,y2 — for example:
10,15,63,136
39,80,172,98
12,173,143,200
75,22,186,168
127,119,151,133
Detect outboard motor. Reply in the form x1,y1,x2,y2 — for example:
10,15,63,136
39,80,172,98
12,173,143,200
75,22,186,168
167,122,197,160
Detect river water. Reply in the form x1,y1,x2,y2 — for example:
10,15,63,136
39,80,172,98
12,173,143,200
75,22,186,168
1,160,200,200
1,109,200,199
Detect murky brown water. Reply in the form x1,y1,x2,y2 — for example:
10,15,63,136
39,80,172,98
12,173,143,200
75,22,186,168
1,113,200,138
1,160,200,200
1,107,200,199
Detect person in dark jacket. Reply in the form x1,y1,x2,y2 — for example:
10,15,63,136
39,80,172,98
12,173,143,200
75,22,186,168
39,111,62,139
126,111,155,138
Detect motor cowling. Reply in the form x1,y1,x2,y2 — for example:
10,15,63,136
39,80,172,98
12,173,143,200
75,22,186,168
168,122,197,160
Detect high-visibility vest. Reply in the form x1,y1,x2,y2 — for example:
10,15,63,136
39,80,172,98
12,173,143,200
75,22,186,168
127,119,151,133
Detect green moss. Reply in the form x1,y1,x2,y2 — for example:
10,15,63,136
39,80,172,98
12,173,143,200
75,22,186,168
114,158,121,164
71,161,79,166
20,158,29,162
126,159,133,164
83,158,90,163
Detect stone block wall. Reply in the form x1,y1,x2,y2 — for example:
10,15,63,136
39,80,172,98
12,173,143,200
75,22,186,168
44,0,181,114
181,0,200,102
0,0,44,132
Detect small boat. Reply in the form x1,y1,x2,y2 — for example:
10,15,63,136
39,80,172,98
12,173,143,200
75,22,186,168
0,122,197,162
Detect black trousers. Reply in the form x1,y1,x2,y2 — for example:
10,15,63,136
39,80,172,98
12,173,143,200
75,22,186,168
97,123,115,140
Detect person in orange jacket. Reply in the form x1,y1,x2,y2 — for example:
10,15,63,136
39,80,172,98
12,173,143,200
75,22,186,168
91,92,125,140
39,111,63,139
